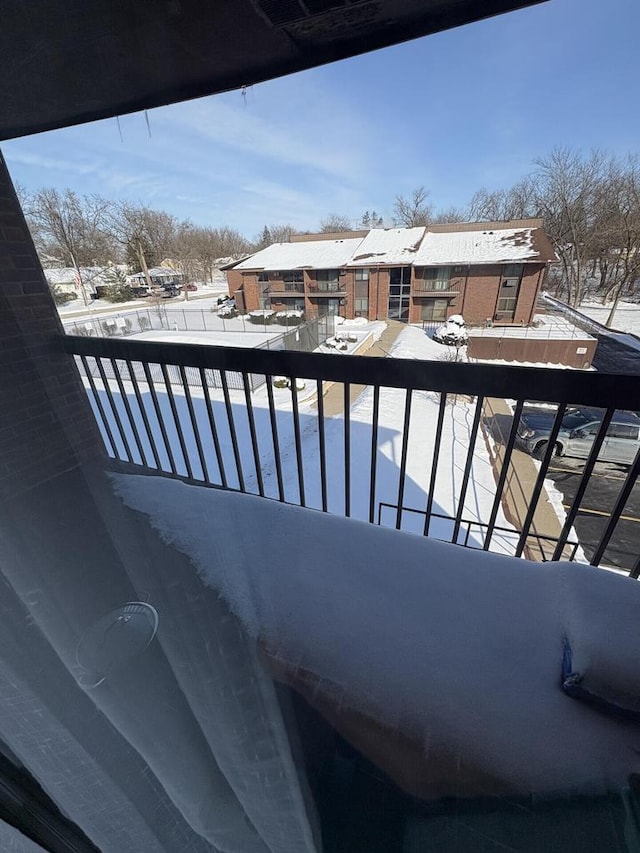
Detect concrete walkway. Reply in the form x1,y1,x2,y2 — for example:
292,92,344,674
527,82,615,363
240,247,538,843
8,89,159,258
318,320,406,417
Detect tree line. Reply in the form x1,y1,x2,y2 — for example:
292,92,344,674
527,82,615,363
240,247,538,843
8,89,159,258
20,147,640,315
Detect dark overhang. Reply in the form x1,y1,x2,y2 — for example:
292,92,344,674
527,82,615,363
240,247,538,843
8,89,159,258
1,0,547,141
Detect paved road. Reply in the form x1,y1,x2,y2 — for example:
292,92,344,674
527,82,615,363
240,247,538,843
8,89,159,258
591,333,640,374
545,455,640,572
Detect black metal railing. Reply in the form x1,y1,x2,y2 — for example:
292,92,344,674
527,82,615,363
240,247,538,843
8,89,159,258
62,334,640,573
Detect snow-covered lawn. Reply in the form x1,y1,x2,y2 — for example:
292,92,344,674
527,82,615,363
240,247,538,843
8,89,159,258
129,329,285,349
579,300,640,336
84,325,518,555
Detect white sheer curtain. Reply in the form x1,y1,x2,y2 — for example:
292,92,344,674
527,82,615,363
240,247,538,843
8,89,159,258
0,467,321,853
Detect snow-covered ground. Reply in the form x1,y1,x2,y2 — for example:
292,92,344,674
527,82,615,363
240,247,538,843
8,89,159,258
83,325,518,555
57,279,229,318
130,329,285,349
578,300,640,336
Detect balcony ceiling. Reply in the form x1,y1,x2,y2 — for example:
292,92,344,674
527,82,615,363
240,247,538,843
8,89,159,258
1,0,546,141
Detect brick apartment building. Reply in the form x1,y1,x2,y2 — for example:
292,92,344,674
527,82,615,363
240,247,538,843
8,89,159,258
226,219,557,326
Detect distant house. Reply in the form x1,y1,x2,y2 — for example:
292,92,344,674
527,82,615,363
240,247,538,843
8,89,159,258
226,219,557,326
43,266,114,299
128,267,184,290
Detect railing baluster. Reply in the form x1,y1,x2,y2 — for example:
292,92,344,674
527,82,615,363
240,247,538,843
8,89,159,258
80,355,117,457
451,395,484,545
424,392,447,536
590,447,640,567
551,408,614,561
290,377,305,507
266,376,285,502
142,362,178,474
220,370,245,491
242,371,264,497
343,382,351,517
160,364,193,480
109,357,146,465
369,385,380,524
126,360,161,469
94,356,133,462
483,399,524,551
199,368,227,488
395,388,413,530
514,403,567,558
179,365,209,482
316,379,328,512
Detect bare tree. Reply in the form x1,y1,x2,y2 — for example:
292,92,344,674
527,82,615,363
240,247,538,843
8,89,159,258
319,214,353,233
24,188,110,305
392,187,432,227
431,206,466,224
534,149,607,308
107,203,177,290
595,157,640,325
469,178,538,222
178,224,250,285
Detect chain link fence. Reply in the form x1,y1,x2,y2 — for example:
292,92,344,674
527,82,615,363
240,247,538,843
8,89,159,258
74,314,335,393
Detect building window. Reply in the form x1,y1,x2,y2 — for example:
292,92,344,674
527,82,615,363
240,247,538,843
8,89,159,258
420,299,448,322
389,267,411,287
421,267,451,291
388,267,411,321
355,298,369,313
280,270,304,292
355,268,369,281
496,264,524,321
257,271,269,282
316,270,340,291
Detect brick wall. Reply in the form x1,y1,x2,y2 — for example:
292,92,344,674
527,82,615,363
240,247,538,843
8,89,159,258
0,153,104,501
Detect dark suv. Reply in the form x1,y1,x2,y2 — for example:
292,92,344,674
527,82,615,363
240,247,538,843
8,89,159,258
516,407,640,465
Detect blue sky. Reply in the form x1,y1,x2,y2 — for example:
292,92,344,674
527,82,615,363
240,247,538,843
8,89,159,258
3,0,638,237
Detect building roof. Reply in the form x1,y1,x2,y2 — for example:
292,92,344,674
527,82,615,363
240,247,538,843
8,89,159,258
349,227,426,266
413,227,546,266
234,222,557,272
0,0,548,141
130,267,182,278
43,267,111,287
234,238,364,271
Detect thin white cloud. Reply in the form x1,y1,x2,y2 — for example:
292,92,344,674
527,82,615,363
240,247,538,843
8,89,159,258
156,85,371,181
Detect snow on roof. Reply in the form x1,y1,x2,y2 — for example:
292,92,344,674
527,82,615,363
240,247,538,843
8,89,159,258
43,266,110,286
414,227,540,266
349,227,426,266
234,237,365,271
131,266,181,278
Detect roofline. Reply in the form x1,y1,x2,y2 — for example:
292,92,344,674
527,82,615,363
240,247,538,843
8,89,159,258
426,218,545,232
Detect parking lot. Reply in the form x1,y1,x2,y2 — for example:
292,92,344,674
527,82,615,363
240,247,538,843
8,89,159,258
544,455,640,573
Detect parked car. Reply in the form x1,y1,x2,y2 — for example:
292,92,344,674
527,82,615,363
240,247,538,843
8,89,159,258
516,407,640,465
130,286,150,298
182,283,198,292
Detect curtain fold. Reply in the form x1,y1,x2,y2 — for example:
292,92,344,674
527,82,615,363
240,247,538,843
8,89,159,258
0,466,321,853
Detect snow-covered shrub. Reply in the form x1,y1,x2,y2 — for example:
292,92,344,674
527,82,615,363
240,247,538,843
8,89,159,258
218,305,238,319
138,315,150,331
274,310,304,326
433,314,468,346
248,309,275,325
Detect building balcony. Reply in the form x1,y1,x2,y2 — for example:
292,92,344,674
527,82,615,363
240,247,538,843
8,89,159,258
266,283,305,295
63,333,640,572
412,286,460,297
307,282,346,293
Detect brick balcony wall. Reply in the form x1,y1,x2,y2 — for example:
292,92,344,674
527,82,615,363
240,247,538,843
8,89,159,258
0,153,104,501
